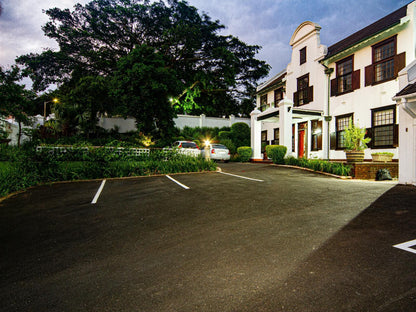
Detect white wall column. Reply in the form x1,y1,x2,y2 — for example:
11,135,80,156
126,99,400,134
278,98,293,156
250,109,262,160
398,98,416,185
199,114,206,127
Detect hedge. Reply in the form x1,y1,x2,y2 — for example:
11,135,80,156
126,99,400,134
237,146,252,162
265,145,287,164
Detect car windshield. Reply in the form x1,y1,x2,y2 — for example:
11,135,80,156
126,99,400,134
181,142,197,148
211,144,227,149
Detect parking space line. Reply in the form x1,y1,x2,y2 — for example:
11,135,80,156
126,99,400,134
165,175,190,190
393,239,416,255
91,179,106,204
218,171,264,182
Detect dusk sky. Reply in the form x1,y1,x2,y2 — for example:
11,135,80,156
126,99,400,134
0,0,409,87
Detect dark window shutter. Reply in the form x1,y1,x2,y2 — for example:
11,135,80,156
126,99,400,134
308,86,314,103
365,65,374,86
394,52,406,77
365,128,373,149
393,124,399,147
330,78,337,97
352,69,360,90
293,91,299,107
330,132,337,150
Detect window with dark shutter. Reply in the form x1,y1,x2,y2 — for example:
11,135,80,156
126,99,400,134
260,94,268,112
371,105,397,148
311,120,322,151
335,113,353,150
295,74,311,106
331,56,360,96
366,36,406,86
274,89,283,107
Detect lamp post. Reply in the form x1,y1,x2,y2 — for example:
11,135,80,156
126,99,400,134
44,98,58,123
204,140,210,160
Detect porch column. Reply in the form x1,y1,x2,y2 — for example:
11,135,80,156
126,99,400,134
278,98,293,156
250,108,262,160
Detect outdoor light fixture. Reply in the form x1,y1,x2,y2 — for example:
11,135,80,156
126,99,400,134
204,140,210,160
43,98,59,122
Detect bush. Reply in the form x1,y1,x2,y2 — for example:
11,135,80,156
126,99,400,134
0,146,217,198
219,138,236,155
283,156,351,176
218,130,231,141
230,123,250,148
237,146,252,162
265,145,287,164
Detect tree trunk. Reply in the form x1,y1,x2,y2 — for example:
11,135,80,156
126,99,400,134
18,121,22,147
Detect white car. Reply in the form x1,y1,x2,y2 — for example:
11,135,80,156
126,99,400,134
201,144,230,162
169,141,201,157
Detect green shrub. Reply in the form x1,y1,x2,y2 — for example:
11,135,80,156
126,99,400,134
218,130,231,141
219,138,236,155
283,157,351,176
237,146,252,162
230,123,250,148
0,146,217,198
265,145,287,164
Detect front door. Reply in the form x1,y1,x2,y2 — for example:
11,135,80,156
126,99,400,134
298,122,307,158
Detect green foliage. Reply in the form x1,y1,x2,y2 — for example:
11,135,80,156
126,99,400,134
237,146,252,162
265,145,287,164
218,130,231,141
230,122,250,148
17,0,269,117
110,45,180,141
371,152,394,156
344,121,371,151
284,157,352,176
0,65,36,146
219,139,236,155
0,146,217,198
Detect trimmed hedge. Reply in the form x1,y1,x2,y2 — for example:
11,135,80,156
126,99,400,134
265,145,287,164
0,146,217,198
237,146,252,162
284,157,352,176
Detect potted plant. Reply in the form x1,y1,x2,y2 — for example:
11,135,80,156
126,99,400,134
371,152,394,162
344,122,371,163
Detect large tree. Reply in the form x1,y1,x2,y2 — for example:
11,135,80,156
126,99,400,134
0,66,36,146
18,0,269,118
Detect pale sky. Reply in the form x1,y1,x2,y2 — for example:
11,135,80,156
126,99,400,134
0,0,409,85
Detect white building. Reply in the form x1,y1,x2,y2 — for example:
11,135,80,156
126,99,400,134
252,2,415,170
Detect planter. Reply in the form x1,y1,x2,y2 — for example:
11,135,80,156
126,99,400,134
346,150,365,163
372,154,393,162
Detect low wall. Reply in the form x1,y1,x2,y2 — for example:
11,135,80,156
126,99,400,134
351,162,398,179
99,114,250,133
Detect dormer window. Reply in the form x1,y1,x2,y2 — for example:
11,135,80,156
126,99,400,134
300,47,306,65
365,36,406,86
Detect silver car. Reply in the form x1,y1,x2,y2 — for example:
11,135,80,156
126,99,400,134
201,144,230,162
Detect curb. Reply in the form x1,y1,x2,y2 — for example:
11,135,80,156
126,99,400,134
270,164,353,179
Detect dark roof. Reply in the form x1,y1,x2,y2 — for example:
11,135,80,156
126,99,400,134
395,82,416,97
324,5,408,60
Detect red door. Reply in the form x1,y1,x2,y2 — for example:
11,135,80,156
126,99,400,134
298,122,307,158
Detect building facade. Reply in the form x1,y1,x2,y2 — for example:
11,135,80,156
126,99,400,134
252,2,416,165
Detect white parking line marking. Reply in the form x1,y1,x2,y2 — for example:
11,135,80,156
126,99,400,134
91,179,106,204
218,171,264,182
393,239,416,254
165,175,190,190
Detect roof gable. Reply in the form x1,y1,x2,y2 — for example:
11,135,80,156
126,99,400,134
325,5,407,60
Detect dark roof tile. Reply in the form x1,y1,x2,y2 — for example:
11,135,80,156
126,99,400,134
395,82,416,97
325,5,407,60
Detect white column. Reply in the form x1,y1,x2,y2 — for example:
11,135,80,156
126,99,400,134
250,109,262,160
200,114,206,127
398,98,416,185
278,98,293,156
229,114,235,127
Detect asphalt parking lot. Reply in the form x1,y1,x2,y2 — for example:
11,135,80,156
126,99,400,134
1,163,415,311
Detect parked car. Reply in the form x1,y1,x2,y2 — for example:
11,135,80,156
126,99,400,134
169,141,201,157
201,144,230,162
172,141,199,149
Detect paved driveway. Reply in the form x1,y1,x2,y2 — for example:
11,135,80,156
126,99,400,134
1,163,415,311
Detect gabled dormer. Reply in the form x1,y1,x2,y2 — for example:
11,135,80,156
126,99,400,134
286,22,327,110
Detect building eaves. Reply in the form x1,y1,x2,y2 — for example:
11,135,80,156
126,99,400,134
323,4,407,61
256,70,286,94
395,82,416,97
